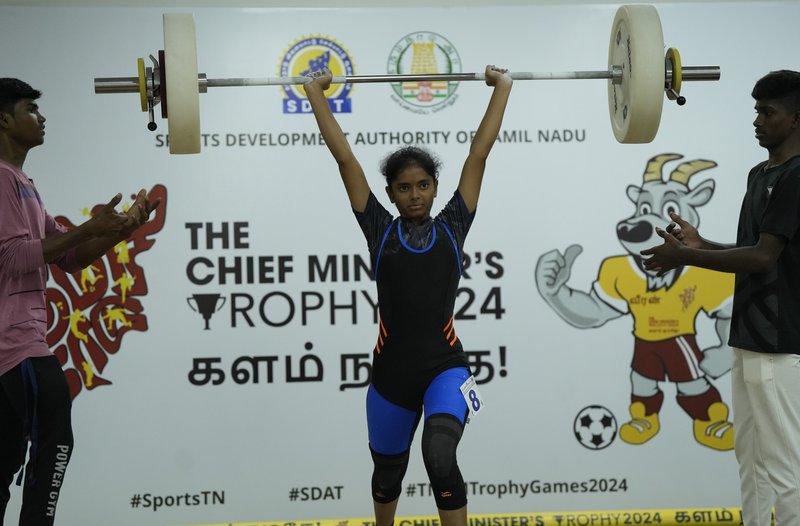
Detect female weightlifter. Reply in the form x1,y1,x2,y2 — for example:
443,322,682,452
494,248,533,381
305,65,512,525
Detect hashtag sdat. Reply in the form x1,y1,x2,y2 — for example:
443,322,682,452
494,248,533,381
287,485,344,501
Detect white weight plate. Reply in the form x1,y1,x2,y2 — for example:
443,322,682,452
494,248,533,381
607,5,665,143
164,13,201,154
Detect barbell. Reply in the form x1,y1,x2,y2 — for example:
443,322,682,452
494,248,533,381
94,5,720,154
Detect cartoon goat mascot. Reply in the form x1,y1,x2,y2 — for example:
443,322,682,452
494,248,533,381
535,154,734,451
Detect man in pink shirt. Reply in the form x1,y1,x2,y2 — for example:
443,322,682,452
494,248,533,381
0,78,159,525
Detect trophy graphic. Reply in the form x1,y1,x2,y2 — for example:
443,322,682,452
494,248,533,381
187,293,226,330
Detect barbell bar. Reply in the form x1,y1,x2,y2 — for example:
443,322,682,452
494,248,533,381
94,5,720,154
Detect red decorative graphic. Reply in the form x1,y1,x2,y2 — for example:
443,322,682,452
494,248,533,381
46,185,167,399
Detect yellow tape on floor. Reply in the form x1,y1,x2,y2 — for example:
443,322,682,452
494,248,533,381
188,507,748,526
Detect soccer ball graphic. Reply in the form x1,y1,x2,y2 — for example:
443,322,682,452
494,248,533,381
574,405,617,450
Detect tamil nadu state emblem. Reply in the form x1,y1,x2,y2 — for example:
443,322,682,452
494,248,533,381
279,35,355,114
387,31,461,114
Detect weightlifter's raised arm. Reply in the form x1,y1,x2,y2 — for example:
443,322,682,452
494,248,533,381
305,68,370,213
457,65,513,213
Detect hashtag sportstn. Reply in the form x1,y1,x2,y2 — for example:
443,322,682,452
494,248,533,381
288,488,299,501
130,494,141,508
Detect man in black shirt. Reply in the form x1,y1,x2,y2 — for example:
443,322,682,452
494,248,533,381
641,70,800,526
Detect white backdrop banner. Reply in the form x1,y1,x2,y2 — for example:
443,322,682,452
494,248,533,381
2,2,799,525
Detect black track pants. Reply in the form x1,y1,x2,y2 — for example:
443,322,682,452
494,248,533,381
0,356,73,526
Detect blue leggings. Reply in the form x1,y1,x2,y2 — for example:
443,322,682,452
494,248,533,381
367,367,469,455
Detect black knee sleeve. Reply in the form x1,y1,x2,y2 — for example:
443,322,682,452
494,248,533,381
370,447,409,504
421,414,466,510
